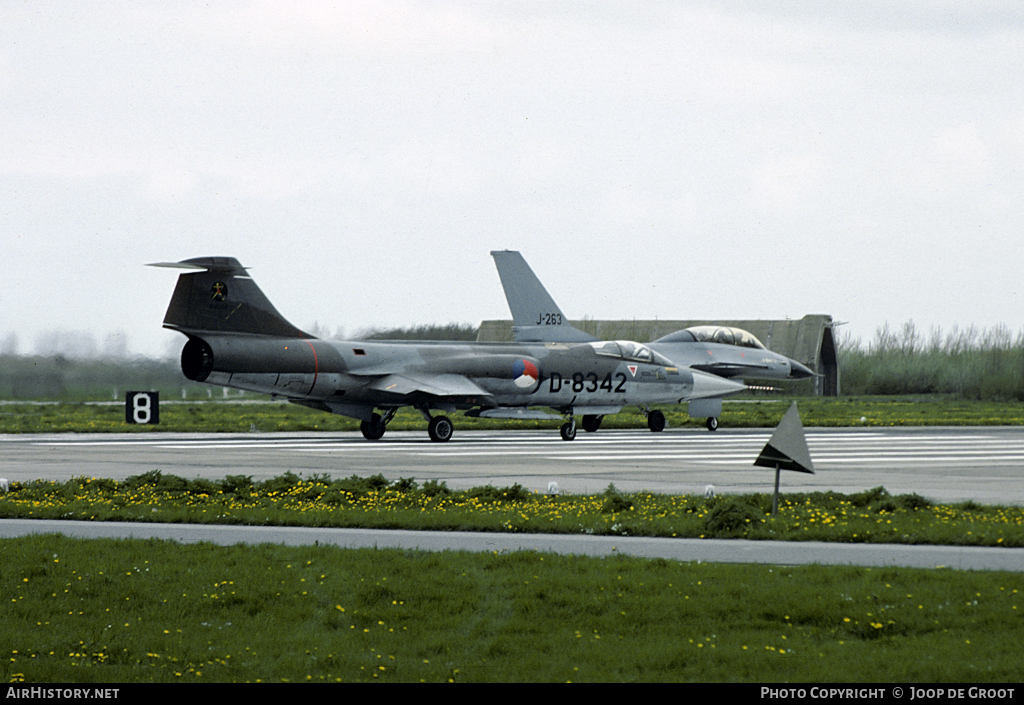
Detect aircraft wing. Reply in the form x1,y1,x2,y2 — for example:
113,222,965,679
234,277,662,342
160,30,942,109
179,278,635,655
368,372,493,400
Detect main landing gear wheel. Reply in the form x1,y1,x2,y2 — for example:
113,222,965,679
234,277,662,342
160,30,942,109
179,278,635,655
581,415,603,433
706,417,719,432
428,415,454,443
360,413,386,440
647,409,666,433
560,421,577,441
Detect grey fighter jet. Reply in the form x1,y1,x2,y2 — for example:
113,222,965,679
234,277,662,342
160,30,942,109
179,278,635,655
151,257,746,441
490,250,815,432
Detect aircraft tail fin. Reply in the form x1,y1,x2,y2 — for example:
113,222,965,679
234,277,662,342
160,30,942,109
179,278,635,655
490,250,598,343
150,257,310,338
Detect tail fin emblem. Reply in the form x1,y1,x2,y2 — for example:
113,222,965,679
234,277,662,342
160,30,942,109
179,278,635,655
211,282,228,301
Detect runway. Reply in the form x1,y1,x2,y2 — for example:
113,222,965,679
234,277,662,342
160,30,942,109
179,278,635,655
3,426,1023,505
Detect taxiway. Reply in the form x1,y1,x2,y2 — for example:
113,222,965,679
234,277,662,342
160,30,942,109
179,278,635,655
2,518,1021,572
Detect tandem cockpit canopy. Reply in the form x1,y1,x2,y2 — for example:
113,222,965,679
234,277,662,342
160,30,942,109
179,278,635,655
589,340,676,367
654,326,767,350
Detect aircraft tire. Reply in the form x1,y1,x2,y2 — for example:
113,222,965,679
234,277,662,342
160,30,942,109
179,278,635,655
559,422,577,441
428,415,454,443
706,416,719,432
647,410,666,433
582,414,603,433
360,413,386,440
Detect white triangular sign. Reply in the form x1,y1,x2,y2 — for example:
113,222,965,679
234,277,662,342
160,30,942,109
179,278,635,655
754,402,814,474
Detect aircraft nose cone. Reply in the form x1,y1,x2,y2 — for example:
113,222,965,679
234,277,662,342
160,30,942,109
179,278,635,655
689,369,747,399
790,361,815,379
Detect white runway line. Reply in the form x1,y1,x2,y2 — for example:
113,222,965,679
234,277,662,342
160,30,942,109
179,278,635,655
21,429,1024,470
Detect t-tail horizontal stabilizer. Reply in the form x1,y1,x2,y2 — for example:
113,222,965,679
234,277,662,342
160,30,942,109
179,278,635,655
491,250,598,343
149,257,310,338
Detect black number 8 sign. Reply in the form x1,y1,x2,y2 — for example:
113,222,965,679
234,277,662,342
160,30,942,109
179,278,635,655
126,391,160,425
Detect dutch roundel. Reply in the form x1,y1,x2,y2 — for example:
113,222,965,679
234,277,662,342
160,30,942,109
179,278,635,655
512,359,540,388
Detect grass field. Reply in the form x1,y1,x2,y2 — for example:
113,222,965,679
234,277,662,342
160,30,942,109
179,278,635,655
2,535,1022,683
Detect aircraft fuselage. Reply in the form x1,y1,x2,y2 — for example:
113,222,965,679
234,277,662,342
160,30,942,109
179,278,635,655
649,341,813,381
182,334,704,420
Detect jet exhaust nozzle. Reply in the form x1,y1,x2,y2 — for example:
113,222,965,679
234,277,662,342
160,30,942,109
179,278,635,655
181,337,214,382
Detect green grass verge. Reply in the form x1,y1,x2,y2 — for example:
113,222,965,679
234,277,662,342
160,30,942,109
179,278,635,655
3,396,1024,434
3,474,1022,547
2,535,1021,683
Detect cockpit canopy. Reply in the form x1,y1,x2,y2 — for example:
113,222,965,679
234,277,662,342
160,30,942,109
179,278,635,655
589,340,676,367
654,326,767,350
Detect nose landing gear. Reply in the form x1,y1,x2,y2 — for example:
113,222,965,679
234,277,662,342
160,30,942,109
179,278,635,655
560,417,577,441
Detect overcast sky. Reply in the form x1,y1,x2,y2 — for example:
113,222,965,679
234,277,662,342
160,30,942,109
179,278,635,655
3,1,1023,358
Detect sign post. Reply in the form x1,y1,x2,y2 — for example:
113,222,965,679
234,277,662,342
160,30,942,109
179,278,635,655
753,402,814,515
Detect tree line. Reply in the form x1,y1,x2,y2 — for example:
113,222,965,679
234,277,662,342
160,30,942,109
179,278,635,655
3,321,1023,401
837,321,1024,400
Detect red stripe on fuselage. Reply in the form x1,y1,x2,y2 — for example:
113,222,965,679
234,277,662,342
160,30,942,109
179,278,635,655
304,339,319,395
